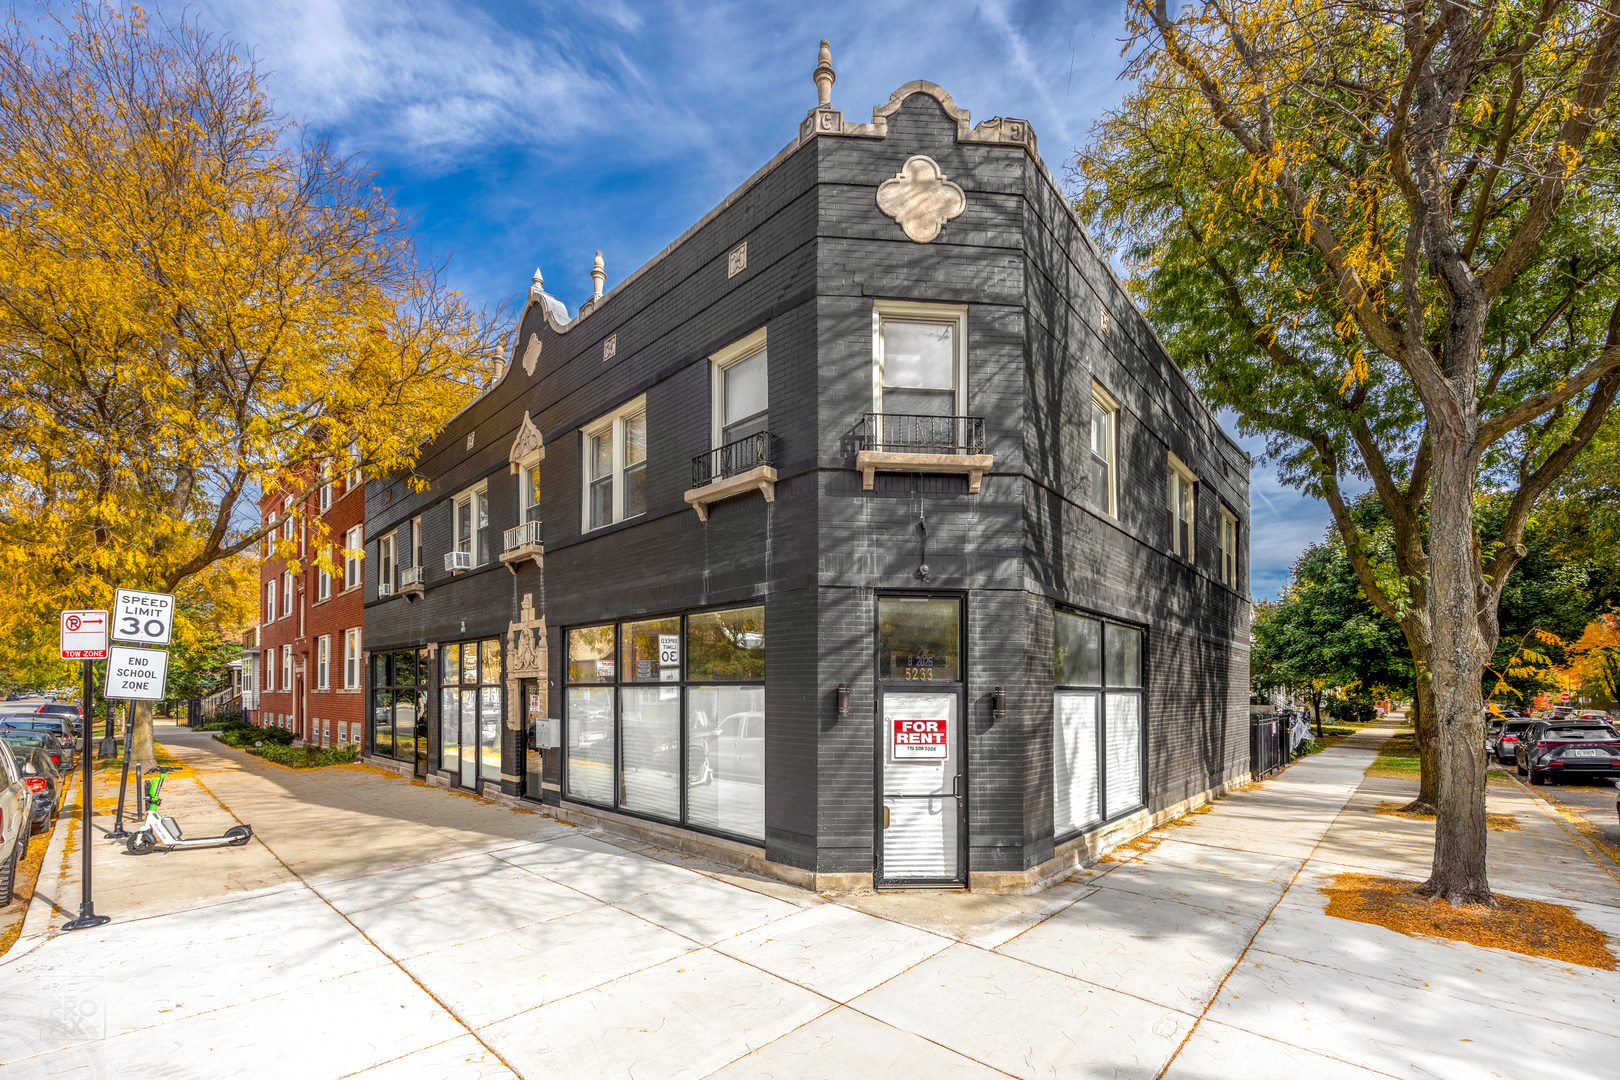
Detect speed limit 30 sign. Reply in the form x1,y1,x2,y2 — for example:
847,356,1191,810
112,589,176,646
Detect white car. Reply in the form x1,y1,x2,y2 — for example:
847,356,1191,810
0,739,35,905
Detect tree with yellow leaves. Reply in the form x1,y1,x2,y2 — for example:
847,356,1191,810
0,3,508,763
1567,614,1620,706
1078,0,1620,903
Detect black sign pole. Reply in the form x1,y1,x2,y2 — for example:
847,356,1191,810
107,703,135,840
63,657,110,931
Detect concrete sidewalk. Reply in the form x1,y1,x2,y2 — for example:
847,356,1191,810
1,719,1617,1079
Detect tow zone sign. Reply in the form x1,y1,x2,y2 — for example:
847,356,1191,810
892,716,949,760
60,610,109,659
103,645,170,701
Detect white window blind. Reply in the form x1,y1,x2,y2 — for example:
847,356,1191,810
1054,691,1101,835
1104,693,1144,817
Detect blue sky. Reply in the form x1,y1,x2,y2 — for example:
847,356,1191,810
190,0,1338,597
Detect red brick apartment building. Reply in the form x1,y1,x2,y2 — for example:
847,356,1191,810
257,466,366,748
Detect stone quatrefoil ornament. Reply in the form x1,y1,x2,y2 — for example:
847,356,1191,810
876,155,967,243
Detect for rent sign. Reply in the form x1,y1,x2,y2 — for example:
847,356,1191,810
102,645,170,701
892,715,949,760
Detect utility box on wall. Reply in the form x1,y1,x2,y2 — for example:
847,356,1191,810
532,718,561,749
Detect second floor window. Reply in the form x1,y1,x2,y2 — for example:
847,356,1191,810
1090,387,1117,518
281,571,292,617
581,396,647,532
264,582,275,624
712,329,768,447
1220,508,1239,588
874,303,965,419
454,486,489,564
1168,458,1196,561
345,526,363,588
520,461,542,523
379,533,395,593
318,549,331,601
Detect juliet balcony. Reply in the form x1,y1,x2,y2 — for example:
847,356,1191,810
684,431,777,522
500,518,544,571
856,413,992,492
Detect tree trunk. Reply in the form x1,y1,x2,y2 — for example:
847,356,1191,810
1403,673,1440,815
130,699,158,770
1312,691,1322,738
1420,429,1494,906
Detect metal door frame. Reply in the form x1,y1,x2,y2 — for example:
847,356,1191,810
873,590,968,889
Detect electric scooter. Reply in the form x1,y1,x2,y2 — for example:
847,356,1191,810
125,766,253,855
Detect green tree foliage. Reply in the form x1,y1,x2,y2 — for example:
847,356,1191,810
1077,0,1620,904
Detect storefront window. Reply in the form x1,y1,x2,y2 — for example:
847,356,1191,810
564,605,765,841
440,638,502,786
878,598,960,681
370,651,425,764
1053,611,1144,840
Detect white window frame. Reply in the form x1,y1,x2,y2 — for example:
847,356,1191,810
264,582,276,625
579,394,648,533
263,515,273,559
453,479,491,565
281,644,291,692
345,526,363,590
517,456,542,524
317,547,331,601
344,628,361,689
1220,507,1239,588
319,474,333,513
346,440,362,493
317,635,330,690
411,516,423,569
1168,453,1198,561
281,571,293,619
262,651,273,693
1091,383,1118,519
870,300,968,419
709,327,768,450
379,533,396,594
281,497,295,541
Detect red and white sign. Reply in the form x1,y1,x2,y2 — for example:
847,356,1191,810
893,716,949,759
59,609,109,659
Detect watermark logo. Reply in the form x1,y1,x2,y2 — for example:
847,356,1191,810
38,975,104,1041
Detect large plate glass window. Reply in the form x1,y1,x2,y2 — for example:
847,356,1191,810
1053,611,1145,841
580,395,648,533
440,638,501,788
563,606,765,842
372,650,425,765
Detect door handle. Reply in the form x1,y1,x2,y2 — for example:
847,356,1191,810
950,773,961,799
883,805,890,829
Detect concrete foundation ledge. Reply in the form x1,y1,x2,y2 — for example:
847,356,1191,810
362,755,415,778
968,767,1253,895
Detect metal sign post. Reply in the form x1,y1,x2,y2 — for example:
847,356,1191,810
107,704,136,840
58,611,110,933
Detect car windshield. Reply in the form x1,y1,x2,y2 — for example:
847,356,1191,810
1547,726,1616,739
1503,722,1533,733
0,732,46,748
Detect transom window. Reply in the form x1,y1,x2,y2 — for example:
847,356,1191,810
711,328,768,448
581,395,648,532
1090,386,1117,518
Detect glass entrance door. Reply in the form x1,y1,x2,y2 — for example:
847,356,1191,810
522,679,543,799
875,595,966,887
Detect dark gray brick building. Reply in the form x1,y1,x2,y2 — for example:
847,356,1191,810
363,47,1252,893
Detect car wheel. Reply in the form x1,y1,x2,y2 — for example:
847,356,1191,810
1528,763,1543,786
1516,759,1527,775
125,830,158,856
0,843,17,905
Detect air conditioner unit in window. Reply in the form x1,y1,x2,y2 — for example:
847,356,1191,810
444,550,473,573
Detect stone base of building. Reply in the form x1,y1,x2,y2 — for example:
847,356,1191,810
362,754,416,779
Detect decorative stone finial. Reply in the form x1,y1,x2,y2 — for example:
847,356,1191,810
591,251,605,300
814,39,835,107
528,268,545,302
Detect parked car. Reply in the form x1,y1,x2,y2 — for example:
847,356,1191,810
1493,719,1536,765
13,746,63,832
0,729,69,773
33,703,82,734
0,719,77,767
1486,719,1504,755
1515,720,1620,785
4,692,25,701
0,739,32,904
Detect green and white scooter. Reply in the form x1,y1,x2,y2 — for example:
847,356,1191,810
125,766,253,855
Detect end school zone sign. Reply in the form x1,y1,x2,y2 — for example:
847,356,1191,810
103,645,170,701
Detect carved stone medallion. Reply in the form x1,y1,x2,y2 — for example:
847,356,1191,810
875,155,966,243
520,333,541,376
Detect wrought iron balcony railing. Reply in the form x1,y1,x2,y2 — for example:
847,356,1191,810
861,413,986,454
692,430,775,487
503,519,544,552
